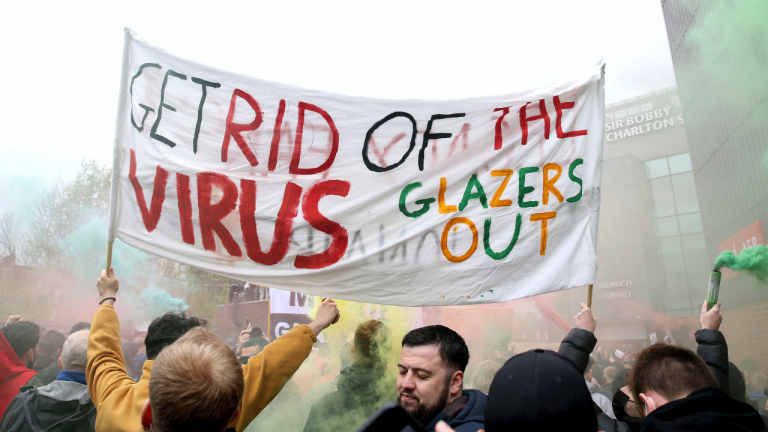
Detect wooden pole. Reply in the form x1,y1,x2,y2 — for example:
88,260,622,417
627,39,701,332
106,241,114,270
587,284,593,309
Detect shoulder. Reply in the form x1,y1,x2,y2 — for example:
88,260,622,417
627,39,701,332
25,374,44,387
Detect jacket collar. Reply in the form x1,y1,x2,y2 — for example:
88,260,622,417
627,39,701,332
56,370,87,385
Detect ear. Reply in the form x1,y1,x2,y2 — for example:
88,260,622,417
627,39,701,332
20,349,34,365
140,400,152,430
230,406,240,423
638,393,651,415
58,357,63,370
450,370,464,396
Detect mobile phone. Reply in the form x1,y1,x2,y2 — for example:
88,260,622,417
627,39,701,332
355,403,425,432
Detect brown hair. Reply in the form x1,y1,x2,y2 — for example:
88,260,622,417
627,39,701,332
627,343,717,418
149,327,245,432
38,330,66,357
354,320,390,366
470,359,502,394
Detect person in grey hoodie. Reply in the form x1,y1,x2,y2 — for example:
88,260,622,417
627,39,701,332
585,356,616,419
0,330,95,432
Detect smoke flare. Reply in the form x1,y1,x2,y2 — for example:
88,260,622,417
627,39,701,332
714,245,768,284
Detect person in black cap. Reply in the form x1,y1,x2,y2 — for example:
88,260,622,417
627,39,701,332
479,302,602,431
485,348,598,431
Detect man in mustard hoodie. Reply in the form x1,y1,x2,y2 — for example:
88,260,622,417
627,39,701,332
87,268,340,432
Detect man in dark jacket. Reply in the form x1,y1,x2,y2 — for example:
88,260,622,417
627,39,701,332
32,330,65,376
628,302,766,432
36,322,92,385
304,320,396,432
0,330,95,432
396,325,484,432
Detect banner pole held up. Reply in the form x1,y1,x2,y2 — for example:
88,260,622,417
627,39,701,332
106,241,114,270
106,29,132,249
587,285,593,309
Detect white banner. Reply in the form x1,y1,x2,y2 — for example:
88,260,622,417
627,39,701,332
109,29,605,307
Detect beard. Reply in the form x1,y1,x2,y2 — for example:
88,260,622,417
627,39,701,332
398,381,451,425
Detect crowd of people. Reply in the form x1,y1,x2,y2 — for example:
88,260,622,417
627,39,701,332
0,267,767,432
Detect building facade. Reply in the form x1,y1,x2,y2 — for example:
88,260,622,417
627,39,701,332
571,86,713,350
660,0,768,369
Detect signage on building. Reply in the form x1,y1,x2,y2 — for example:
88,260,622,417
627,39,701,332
718,221,766,280
605,106,684,142
595,279,635,300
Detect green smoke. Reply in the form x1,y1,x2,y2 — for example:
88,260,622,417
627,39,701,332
140,286,189,317
60,219,149,284
713,245,768,284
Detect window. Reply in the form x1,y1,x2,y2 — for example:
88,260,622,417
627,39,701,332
668,153,692,174
645,158,670,178
651,177,677,217
647,153,708,311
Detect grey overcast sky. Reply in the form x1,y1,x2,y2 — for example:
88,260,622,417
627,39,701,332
0,0,676,215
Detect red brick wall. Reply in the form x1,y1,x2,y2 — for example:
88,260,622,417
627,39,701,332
720,299,768,376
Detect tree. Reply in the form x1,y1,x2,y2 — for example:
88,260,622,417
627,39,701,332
0,212,23,264
23,161,111,267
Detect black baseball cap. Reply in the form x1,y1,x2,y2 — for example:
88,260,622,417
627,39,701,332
485,349,597,432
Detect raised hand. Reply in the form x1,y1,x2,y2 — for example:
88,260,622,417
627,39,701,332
574,302,596,333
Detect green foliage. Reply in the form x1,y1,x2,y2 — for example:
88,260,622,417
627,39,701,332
22,160,111,267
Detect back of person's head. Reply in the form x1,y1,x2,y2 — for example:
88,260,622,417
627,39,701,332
38,329,66,357
628,343,717,417
149,327,244,432
145,313,206,360
353,320,390,366
611,368,629,399
470,359,502,394
250,327,263,339
69,322,91,335
751,373,768,391
604,365,618,382
485,349,597,432
402,325,469,374
1,321,40,360
61,330,89,372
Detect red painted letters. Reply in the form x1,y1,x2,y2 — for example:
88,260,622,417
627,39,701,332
239,180,302,265
290,102,339,175
176,173,195,244
197,172,242,257
129,149,169,232
221,89,262,166
294,180,350,269
519,99,550,145
553,96,588,138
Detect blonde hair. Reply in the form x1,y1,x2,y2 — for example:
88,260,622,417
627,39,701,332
470,359,502,394
604,366,618,382
149,327,244,432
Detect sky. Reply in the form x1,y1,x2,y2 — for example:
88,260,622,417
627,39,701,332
0,0,676,215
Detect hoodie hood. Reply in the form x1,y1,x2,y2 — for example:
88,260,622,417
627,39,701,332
485,349,597,432
336,364,392,399
640,386,766,432
0,331,37,418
